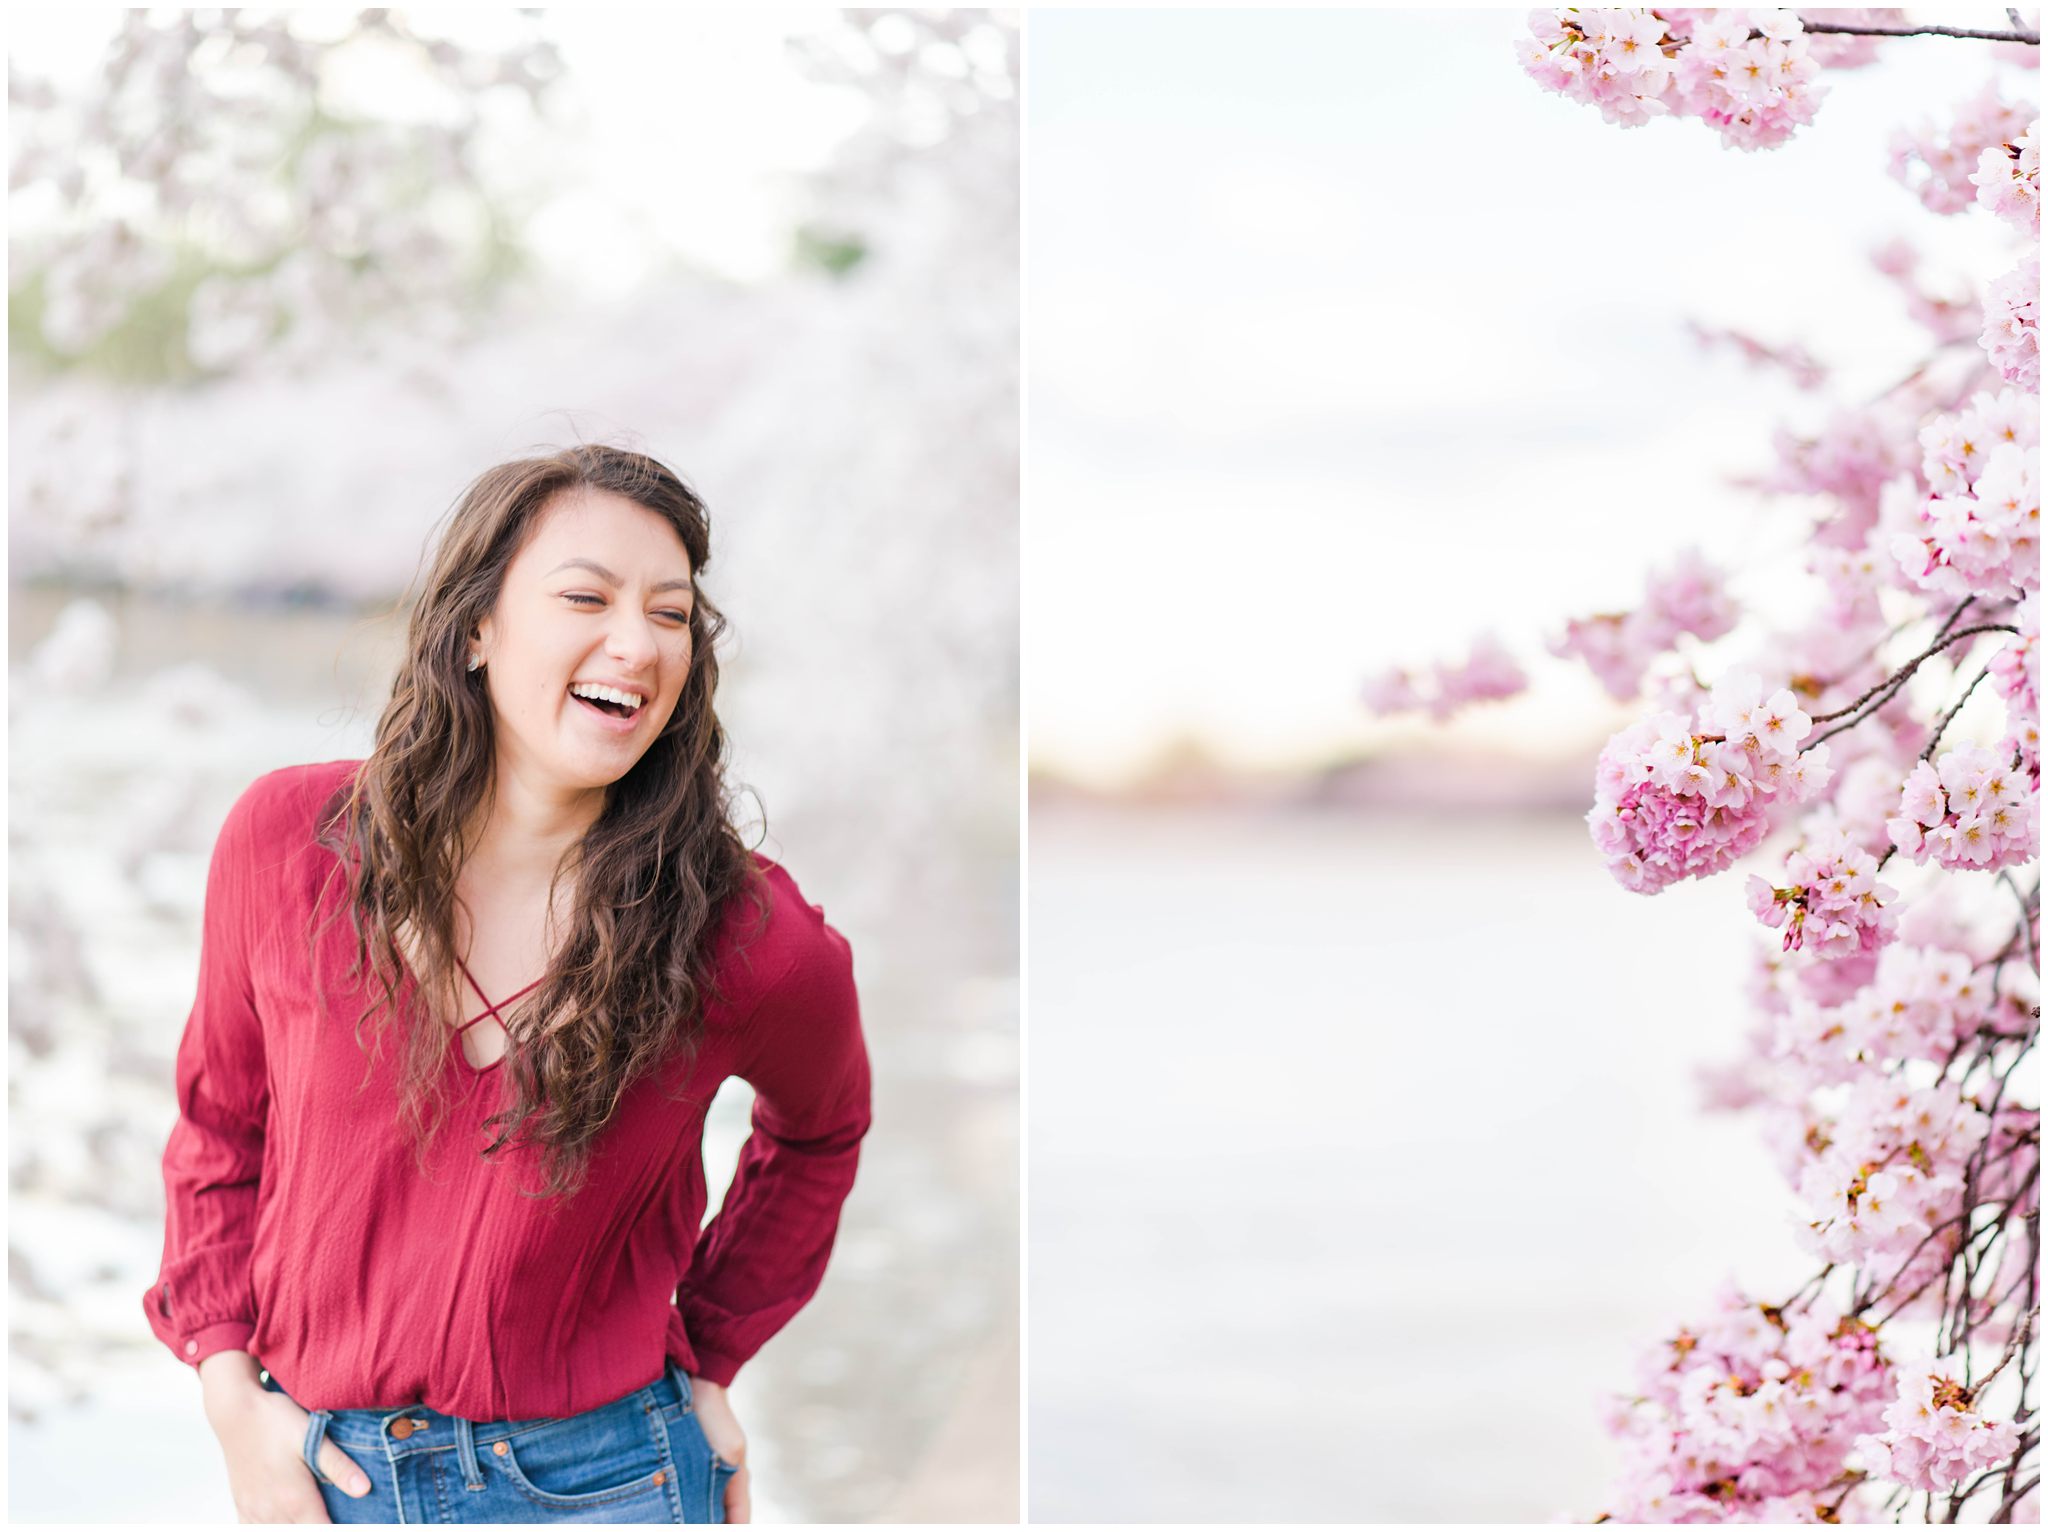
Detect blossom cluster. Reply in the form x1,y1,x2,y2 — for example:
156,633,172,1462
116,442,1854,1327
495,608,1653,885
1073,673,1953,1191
1549,547,1737,700
1889,82,2037,217
1590,672,1829,893
1890,388,2040,601
1989,592,2039,777
1789,9,1890,71
1360,632,1527,721
1978,1094,2044,1226
1791,1072,1988,1270
1871,237,1987,348
1971,119,2040,235
1684,317,1826,389
14,11,562,371
1746,826,1897,959
1808,532,1895,625
1887,745,2037,871
1758,399,1921,549
1518,9,1830,151
1854,1365,2024,1494
1980,252,2039,392
1774,943,2000,1079
1598,1286,1892,1523
1508,18,2042,1523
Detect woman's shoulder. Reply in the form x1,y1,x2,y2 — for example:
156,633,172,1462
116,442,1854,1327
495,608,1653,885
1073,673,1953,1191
218,759,363,863
710,852,856,1023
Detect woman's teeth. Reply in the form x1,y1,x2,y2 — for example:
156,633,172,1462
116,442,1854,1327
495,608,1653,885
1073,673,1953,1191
569,683,644,718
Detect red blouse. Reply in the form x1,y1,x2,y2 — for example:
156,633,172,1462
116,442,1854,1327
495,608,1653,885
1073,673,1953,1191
142,759,871,1419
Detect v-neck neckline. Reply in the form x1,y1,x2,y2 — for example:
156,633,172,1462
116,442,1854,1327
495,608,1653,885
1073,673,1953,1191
448,955,547,1075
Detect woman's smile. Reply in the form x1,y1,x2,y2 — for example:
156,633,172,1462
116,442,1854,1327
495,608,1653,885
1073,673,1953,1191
567,678,649,733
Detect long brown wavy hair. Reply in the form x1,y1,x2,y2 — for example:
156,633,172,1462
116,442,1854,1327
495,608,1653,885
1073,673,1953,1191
312,445,765,1201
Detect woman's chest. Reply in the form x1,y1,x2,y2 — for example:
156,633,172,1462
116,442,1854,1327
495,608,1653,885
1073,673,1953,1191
422,877,567,1068
255,913,734,1191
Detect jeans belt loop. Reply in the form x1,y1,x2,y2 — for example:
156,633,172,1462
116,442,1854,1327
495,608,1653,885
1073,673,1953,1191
302,1409,334,1485
454,1413,485,1490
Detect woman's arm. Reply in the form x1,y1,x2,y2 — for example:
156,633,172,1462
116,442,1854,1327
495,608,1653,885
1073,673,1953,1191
143,774,374,1519
676,905,873,1386
142,776,274,1370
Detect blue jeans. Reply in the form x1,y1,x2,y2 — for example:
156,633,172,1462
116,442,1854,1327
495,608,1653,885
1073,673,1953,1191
257,1357,739,1523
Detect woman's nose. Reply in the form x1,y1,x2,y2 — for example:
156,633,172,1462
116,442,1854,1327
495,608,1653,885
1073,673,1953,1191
604,614,660,668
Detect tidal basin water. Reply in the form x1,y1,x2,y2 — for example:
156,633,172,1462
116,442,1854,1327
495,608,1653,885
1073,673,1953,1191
1028,802,1808,1524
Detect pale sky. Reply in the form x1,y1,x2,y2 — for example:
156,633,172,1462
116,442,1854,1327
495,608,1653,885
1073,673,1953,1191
1026,7,2034,786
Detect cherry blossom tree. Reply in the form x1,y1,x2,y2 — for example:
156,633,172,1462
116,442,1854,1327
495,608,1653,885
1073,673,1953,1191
8,9,563,381
1369,10,2038,1521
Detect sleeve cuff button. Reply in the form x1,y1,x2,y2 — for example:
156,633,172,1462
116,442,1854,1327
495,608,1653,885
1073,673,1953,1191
185,1340,199,1356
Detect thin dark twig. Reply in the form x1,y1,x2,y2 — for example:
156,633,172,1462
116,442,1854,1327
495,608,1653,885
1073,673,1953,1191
1805,624,2018,747
1788,20,2039,43
1775,1262,1836,1313
1992,1472,2037,1524
1970,1300,2039,1400
1806,602,1975,727
1921,665,1998,762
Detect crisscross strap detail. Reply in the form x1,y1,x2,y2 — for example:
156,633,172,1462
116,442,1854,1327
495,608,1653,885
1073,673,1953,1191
453,955,547,1034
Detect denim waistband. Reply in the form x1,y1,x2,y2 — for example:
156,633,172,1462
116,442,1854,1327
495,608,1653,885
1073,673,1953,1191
270,1355,693,1455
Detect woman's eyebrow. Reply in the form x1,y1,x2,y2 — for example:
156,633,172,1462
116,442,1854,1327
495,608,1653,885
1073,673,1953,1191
545,557,693,594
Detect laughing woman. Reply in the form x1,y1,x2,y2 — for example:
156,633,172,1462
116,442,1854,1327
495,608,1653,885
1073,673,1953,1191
143,446,872,1524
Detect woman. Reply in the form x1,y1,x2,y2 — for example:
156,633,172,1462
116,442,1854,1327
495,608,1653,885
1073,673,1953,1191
142,445,871,1524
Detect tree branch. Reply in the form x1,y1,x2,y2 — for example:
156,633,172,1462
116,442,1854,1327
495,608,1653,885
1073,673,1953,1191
1805,623,2017,747
1920,664,1999,762
1787,21,2040,44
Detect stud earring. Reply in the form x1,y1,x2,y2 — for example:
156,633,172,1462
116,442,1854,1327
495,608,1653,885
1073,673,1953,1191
467,653,484,672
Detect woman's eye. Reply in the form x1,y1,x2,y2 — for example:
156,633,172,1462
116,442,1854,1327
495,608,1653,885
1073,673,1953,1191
564,592,690,625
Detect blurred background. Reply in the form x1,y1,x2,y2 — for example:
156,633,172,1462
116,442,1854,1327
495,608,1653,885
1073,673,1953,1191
1026,7,2029,1522
8,8,1016,1523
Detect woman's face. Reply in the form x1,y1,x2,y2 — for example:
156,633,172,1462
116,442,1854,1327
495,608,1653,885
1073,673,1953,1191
472,487,697,794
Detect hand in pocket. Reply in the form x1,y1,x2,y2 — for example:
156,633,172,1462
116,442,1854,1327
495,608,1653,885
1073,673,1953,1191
207,1375,370,1523
690,1376,751,1524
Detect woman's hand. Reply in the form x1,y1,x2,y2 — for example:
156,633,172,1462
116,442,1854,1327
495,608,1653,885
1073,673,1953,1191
200,1352,370,1523
688,1376,751,1524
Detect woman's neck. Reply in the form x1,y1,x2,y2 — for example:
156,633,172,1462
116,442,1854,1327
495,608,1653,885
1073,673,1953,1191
461,763,606,887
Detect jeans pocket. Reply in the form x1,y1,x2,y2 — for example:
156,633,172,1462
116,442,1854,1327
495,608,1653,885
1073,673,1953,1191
494,1402,672,1511
683,1407,741,1523
709,1454,740,1524
667,1368,739,1477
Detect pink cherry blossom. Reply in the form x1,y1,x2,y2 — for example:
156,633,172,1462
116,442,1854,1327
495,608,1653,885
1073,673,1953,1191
1980,252,2039,394
1588,671,1833,893
1988,592,2039,777
1478,27,2044,1522
1970,120,2040,235
1887,746,2038,871
1790,1071,1989,1267
1749,827,1897,958
1519,9,1834,152
1890,82,2037,216
1869,236,1986,347
1890,389,2040,600
1597,1286,1892,1523
1550,547,1738,700
1854,1364,2026,1493
1359,631,1527,722
1754,399,1922,549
